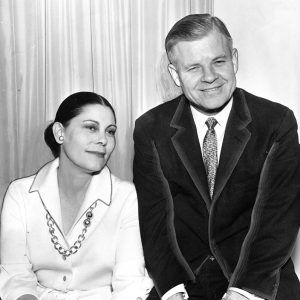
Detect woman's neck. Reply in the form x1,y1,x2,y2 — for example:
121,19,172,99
57,159,92,201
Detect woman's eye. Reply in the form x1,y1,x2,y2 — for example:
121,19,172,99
107,129,116,136
85,125,97,131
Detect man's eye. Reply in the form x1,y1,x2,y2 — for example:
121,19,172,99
215,60,225,64
188,66,197,71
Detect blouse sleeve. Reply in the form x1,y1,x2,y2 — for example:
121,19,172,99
111,186,153,300
0,182,38,300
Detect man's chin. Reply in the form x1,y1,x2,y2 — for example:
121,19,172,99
190,99,231,115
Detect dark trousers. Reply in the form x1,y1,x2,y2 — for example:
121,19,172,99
187,256,228,300
148,257,300,300
148,256,228,300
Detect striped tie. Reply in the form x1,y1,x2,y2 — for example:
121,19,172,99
203,117,218,199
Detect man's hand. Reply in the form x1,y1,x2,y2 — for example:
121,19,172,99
222,290,248,300
167,292,185,300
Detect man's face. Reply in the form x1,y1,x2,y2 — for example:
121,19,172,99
168,30,238,113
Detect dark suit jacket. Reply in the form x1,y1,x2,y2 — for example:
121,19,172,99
133,88,300,300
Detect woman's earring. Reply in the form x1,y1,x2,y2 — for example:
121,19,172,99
59,136,64,142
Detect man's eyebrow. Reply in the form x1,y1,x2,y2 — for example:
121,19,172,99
183,62,201,68
213,54,227,59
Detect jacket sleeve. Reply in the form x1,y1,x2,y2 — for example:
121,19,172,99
133,118,195,297
229,109,300,300
0,183,39,300
111,186,153,300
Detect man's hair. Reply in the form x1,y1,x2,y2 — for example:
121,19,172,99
165,14,233,62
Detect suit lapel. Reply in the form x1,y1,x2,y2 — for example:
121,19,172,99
171,96,211,210
213,89,252,202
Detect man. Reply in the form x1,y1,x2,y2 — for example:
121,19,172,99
133,14,300,300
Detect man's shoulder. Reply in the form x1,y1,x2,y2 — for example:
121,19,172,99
236,88,294,128
238,88,290,115
135,94,183,127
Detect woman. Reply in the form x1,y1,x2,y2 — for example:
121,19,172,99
0,92,153,300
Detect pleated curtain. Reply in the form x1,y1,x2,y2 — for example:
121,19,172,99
0,0,213,202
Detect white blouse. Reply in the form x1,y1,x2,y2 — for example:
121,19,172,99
0,158,153,300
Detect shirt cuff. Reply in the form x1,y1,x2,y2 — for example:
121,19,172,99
161,284,188,300
227,287,265,299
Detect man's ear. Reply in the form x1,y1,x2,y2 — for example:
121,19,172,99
168,64,181,87
52,122,64,144
232,48,239,74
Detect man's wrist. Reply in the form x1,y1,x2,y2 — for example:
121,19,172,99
227,287,265,299
166,292,185,300
161,284,188,300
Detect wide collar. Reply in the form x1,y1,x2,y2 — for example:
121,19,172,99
170,89,252,210
190,98,233,130
29,158,112,241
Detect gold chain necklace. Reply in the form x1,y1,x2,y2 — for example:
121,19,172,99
46,200,100,260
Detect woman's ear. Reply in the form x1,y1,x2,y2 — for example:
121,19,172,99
52,122,64,144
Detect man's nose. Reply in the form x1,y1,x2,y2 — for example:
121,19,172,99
201,66,218,83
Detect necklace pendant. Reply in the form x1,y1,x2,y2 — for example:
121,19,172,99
86,211,93,218
84,219,91,226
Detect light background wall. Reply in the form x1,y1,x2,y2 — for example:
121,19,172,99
214,0,300,126
214,0,300,279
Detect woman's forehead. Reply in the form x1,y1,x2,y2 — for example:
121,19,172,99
72,104,115,123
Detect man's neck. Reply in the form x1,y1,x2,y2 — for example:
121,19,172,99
190,98,232,116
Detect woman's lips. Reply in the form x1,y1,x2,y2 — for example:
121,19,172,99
86,151,106,157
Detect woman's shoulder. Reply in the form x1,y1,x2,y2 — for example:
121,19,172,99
110,173,136,195
6,173,36,194
3,174,37,210
109,172,138,208
109,174,139,219
6,159,56,195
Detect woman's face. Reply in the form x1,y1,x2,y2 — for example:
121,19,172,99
58,104,116,174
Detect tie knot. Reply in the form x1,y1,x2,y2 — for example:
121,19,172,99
205,117,217,130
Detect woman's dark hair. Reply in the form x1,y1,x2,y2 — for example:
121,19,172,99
44,92,116,158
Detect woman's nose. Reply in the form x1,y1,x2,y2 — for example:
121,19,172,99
96,132,107,145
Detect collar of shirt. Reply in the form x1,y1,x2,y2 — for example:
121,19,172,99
190,98,233,160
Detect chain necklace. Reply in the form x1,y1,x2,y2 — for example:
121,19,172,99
46,200,100,260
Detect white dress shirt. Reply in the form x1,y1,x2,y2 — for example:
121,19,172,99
191,99,232,161
162,100,264,300
0,158,153,300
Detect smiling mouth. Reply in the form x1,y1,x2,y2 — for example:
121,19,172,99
87,151,106,157
201,86,222,93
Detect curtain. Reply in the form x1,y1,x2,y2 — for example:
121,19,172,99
0,0,213,202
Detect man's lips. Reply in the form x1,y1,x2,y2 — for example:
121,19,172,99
201,86,222,92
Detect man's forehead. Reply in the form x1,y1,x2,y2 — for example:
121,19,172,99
170,34,230,62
